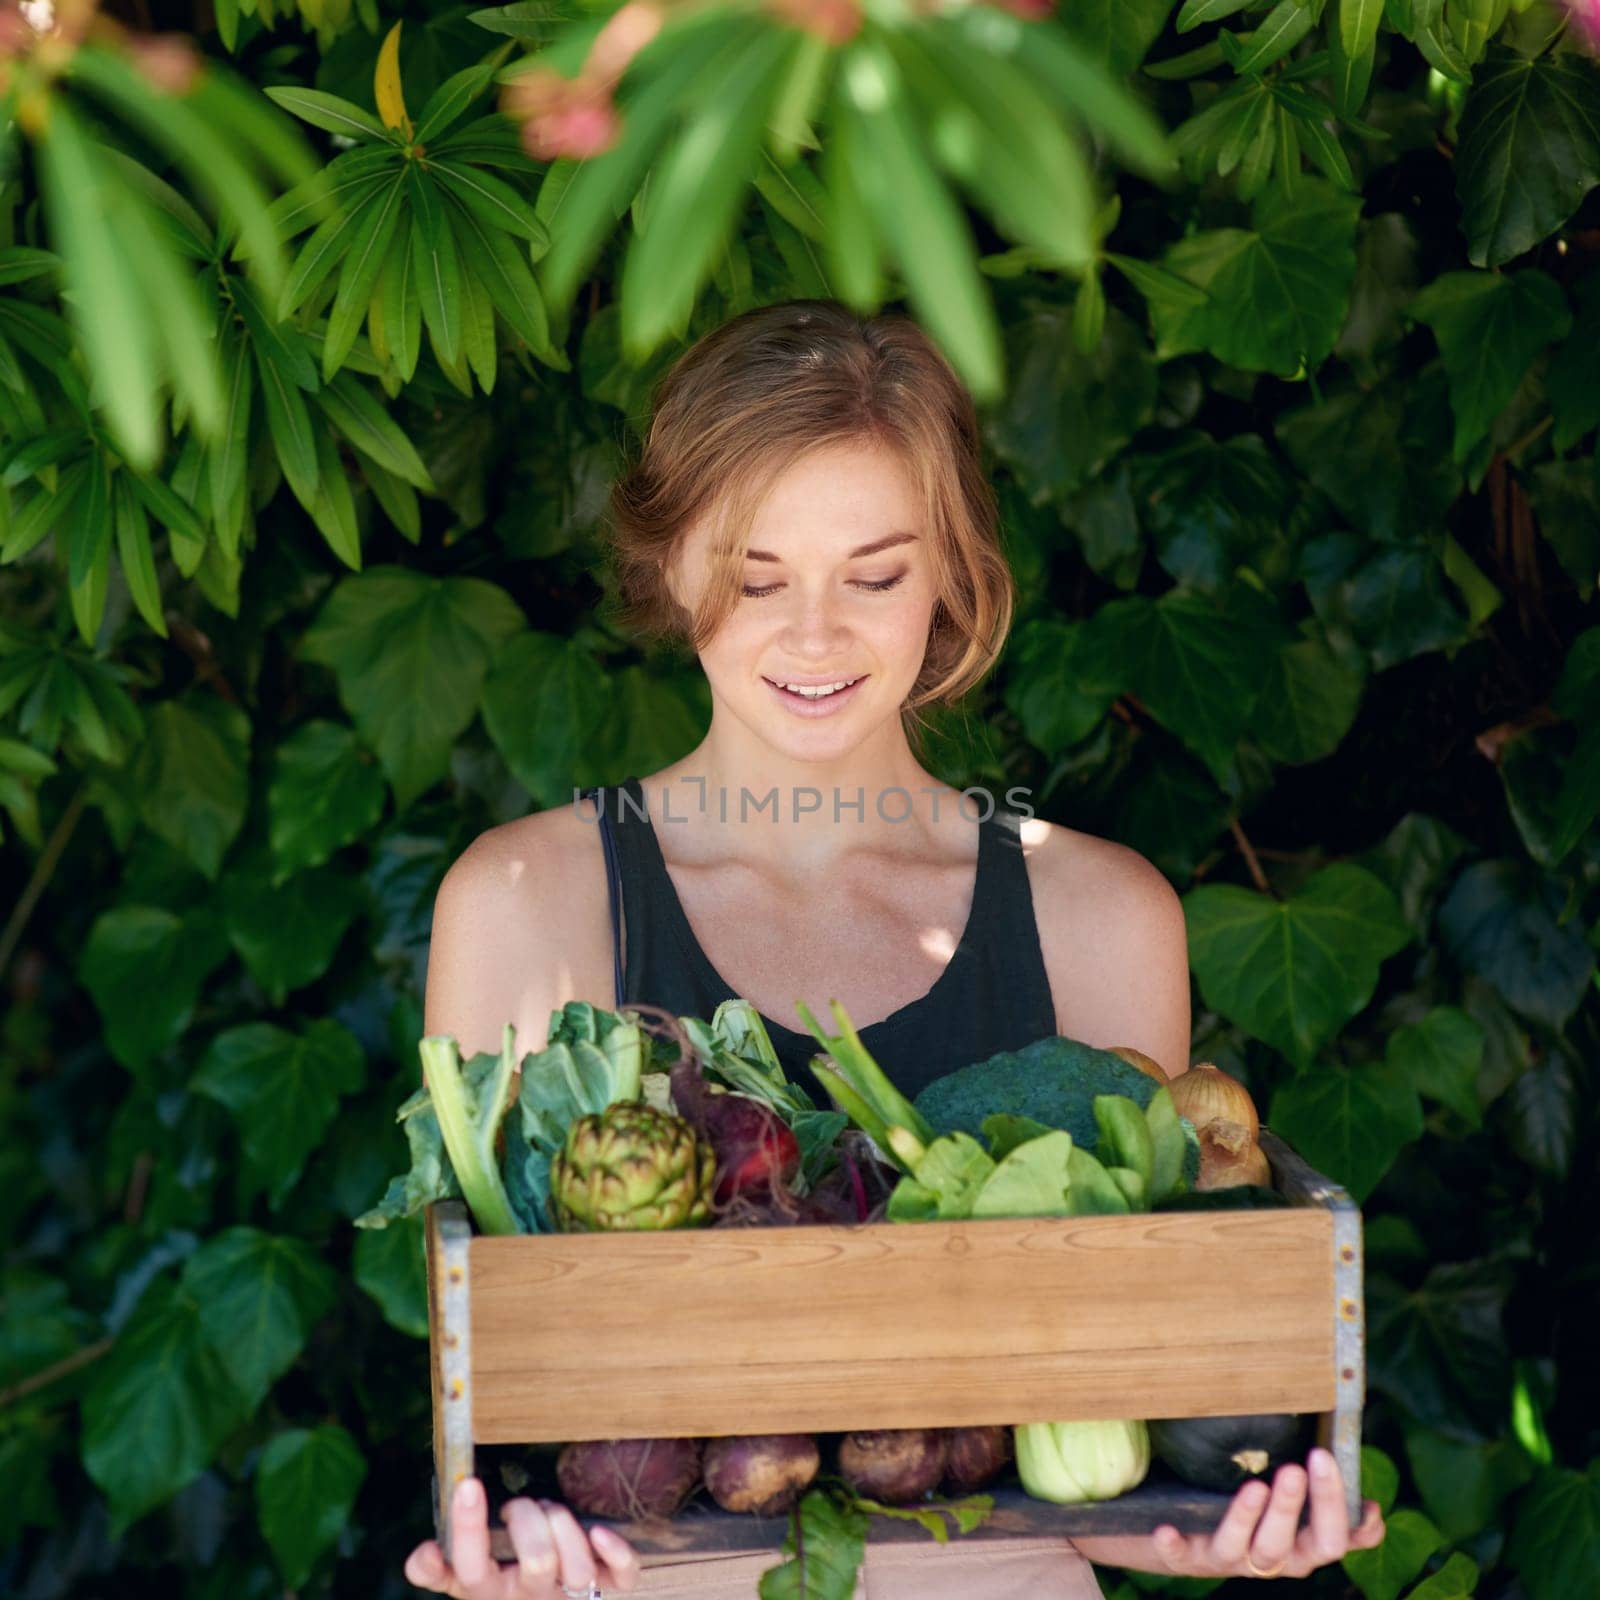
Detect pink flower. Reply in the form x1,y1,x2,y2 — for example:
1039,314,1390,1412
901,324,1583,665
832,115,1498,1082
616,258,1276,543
763,0,863,45
1566,0,1600,50
503,68,622,161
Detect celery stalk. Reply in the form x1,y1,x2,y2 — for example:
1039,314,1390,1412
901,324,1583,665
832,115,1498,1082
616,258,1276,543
419,1026,521,1236
794,998,937,1158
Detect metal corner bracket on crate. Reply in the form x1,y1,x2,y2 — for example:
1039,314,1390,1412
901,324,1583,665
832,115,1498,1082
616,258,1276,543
425,1127,1365,1565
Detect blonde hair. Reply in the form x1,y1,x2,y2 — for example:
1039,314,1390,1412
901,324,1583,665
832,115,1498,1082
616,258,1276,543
600,299,1015,750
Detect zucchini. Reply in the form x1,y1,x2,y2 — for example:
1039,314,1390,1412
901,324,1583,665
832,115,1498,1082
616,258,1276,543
1147,1413,1310,1493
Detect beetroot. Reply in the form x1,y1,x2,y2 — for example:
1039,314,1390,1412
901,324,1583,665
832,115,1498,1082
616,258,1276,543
704,1092,801,1205
836,1428,948,1504
555,1437,702,1521
702,1433,820,1515
942,1425,1013,1492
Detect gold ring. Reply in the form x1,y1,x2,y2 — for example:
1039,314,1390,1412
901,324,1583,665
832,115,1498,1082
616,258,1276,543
1246,1552,1288,1579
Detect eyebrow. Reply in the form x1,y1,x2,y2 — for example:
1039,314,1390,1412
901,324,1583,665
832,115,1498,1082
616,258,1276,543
744,532,920,563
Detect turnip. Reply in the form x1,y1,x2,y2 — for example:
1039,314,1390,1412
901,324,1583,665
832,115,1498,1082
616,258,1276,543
702,1433,820,1515
943,1425,1013,1492
554,1436,702,1521
836,1428,947,1504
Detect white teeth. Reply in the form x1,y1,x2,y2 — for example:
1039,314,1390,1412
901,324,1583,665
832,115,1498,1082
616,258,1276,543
777,677,859,698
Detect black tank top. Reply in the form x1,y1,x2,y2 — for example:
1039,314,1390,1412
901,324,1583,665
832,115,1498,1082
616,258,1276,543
582,776,1058,1102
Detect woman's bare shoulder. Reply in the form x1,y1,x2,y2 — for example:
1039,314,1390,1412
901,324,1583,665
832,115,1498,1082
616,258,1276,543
425,801,614,1055
1016,814,1191,1076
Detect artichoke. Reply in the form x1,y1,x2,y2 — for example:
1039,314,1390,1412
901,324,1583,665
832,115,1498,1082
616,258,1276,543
550,1101,715,1231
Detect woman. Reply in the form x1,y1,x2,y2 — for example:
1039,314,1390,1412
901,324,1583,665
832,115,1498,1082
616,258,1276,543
404,300,1386,1598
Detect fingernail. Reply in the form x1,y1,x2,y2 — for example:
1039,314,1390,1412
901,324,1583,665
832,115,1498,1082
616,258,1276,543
1312,1449,1334,1477
459,1479,482,1508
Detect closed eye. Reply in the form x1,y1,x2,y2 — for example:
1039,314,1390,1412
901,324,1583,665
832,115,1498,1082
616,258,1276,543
741,575,907,599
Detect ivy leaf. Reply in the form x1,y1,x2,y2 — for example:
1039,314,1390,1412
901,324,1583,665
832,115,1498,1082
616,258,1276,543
1342,1509,1444,1600
220,855,366,1004
1077,588,1291,786
1386,1005,1484,1128
79,906,231,1075
1251,635,1366,766
1507,1460,1600,1600
1363,1445,1401,1516
598,663,710,782
1405,1426,1534,1543
987,300,1156,505
180,1228,336,1411
482,630,615,809
255,1426,368,1590
267,720,387,876
352,1212,429,1338
131,695,252,880
1300,534,1470,672
1185,863,1414,1069
1504,1050,1578,1180
1409,270,1571,462
300,567,524,810
1455,49,1600,269
193,1021,366,1206
1528,458,1600,602
1269,1059,1424,1202
1437,859,1596,1030
81,1279,252,1532
1150,179,1361,376
1002,618,1121,757
1402,1553,1480,1599
1368,1261,1514,1435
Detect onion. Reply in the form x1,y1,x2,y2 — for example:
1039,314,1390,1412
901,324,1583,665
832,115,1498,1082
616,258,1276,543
1168,1063,1259,1143
1107,1046,1170,1084
1196,1119,1273,1189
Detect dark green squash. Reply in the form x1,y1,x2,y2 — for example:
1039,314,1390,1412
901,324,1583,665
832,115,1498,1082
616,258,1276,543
1147,1413,1311,1493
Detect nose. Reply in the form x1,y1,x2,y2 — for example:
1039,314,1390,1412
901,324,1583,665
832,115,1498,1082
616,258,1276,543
779,586,852,657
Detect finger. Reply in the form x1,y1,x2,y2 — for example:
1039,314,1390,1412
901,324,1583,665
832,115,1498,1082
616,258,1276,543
591,1525,642,1592
1354,1499,1386,1547
1305,1449,1350,1560
539,1500,598,1593
1249,1464,1308,1569
503,1498,560,1593
449,1479,494,1593
406,1540,459,1597
1151,1523,1191,1573
1210,1477,1273,1566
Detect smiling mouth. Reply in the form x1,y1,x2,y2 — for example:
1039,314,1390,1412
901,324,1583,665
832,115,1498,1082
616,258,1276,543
764,676,866,699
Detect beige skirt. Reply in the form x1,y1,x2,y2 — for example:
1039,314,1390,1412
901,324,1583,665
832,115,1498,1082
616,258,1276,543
631,1535,1103,1598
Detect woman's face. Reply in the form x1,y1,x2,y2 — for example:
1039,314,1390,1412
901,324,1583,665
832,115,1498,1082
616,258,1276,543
668,439,938,756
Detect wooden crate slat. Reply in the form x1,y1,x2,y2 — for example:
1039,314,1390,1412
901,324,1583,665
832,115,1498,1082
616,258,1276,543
467,1209,1335,1443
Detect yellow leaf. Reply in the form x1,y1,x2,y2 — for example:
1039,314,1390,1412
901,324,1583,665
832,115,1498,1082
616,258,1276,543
375,21,409,135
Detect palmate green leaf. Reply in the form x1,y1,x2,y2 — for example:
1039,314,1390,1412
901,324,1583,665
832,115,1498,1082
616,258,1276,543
1410,270,1571,460
1250,635,1366,765
208,329,253,560
597,663,709,779
1178,0,1252,30
1003,618,1121,758
1234,0,1317,74
255,333,321,507
821,106,884,309
1455,49,1600,268
430,157,549,248
1507,1460,1600,1600
378,214,422,382
277,179,383,319
180,1228,337,1411
308,425,362,569
1341,1508,1444,1600
987,302,1156,505
1405,1426,1533,1542
268,719,387,875
538,9,749,311
838,39,1003,401
34,101,160,469
1184,863,1414,1068
409,167,463,367
621,27,797,359
315,374,434,490
1151,178,1362,377
1300,533,1470,671
413,48,513,146
482,630,615,807
1341,0,1385,54
263,144,397,247
131,695,251,879
1547,275,1600,451
255,1426,368,1590
65,448,111,593
1270,1059,1424,1202
1368,1260,1514,1435
194,1020,366,1205
442,193,557,362
352,1212,429,1337
1387,1005,1485,1127
299,567,524,809
1436,859,1595,1030
81,1279,252,1534
1077,587,1292,786
112,472,166,638
221,855,365,1003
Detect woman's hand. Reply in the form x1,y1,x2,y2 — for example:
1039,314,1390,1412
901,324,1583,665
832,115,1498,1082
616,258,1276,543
1149,1447,1385,1579
405,1476,641,1597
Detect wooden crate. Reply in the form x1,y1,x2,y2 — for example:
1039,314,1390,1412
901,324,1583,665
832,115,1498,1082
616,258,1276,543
425,1129,1363,1564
